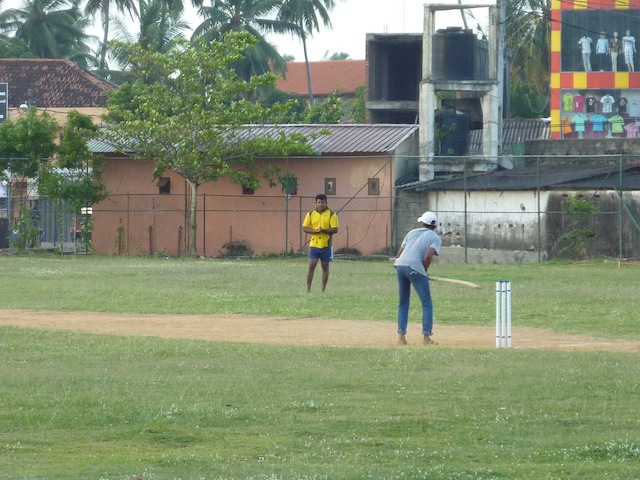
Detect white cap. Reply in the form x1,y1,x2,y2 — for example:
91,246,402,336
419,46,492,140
417,211,437,226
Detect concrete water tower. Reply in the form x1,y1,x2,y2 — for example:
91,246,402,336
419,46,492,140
419,1,505,180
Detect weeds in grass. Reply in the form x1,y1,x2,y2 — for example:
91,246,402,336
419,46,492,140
0,256,639,478
0,255,638,338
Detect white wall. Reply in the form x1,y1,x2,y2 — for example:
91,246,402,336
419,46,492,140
425,190,549,251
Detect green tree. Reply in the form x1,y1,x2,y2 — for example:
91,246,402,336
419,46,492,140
322,50,348,60
0,36,36,57
510,78,549,118
84,0,139,70
58,9,98,68
0,107,57,248
102,32,313,256
261,87,308,123
277,0,338,105
303,89,344,123
348,85,365,123
0,107,57,192
39,111,108,252
505,0,550,95
107,0,189,73
191,0,298,80
554,196,599,260
101,82,141,122
125,0,188,53
0,0,96,65
262,85,364,124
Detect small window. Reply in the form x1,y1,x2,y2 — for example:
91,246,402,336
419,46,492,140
368,178,380,195
242,184,255,195
325,178,336,195
157,177,170,194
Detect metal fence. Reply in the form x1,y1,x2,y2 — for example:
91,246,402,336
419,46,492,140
0,196,79,250
90,194,396,257
3,155,640,261
396,154,640,262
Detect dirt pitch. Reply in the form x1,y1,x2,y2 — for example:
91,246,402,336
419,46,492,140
1,309,639,352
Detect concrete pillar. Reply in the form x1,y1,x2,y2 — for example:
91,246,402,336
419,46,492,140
419,4,437,181
419,2,504,179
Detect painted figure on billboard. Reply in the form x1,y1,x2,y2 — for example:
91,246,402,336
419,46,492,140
578,35,593,71
623,30,636,71
610,32,621,72
595,32,609,71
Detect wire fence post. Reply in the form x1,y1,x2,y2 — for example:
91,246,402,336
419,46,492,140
202,193,207,256
126,193,130,256
537,156,542,263
619,155,623,261
463,157,468,264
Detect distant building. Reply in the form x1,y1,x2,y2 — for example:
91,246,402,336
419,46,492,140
0,58,116,127
366,33,422,124
275,60,366,104
89,124,419,256
0,59,117,247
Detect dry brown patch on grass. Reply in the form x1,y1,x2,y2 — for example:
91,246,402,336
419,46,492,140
0,309,639,351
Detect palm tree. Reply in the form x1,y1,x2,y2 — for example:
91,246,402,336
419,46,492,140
277,0,338,106
97,0,189,83
0,36,35,58
0,0,96,62
191,0,299,80
109,0,189,64
504,0,550,95
57,9,99,68
84,0,139,70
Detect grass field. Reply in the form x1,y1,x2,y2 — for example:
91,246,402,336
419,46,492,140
0,254,639,479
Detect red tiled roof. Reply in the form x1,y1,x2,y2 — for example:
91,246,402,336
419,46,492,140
275,60,366,97
0,58,117,109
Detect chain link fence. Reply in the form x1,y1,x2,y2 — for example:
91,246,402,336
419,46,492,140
2,155,639,261
91,194,396,257
396,154,640,261
0,195,79,251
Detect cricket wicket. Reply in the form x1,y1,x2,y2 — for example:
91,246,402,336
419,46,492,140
495,280,512,348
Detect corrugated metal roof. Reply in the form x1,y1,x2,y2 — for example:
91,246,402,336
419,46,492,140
502,119,551,146
89,124,419,155
398,163,640,191
87,137,124,154
470,118,550,151
288,124,418,153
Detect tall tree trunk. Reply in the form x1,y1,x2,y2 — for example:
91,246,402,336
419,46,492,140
185,178,199,257
301,34,314,106
99,2,110,70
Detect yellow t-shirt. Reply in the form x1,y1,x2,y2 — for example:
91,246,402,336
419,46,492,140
303,209,339,249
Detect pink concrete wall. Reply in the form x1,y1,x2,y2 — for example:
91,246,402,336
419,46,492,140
93,154,395,256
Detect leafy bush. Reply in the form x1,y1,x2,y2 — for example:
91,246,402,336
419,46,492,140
219,240,254,257
554,196,599,259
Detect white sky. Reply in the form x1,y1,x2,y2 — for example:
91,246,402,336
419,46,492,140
167,0,493,62
3,0,493,62
266,0,494,61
